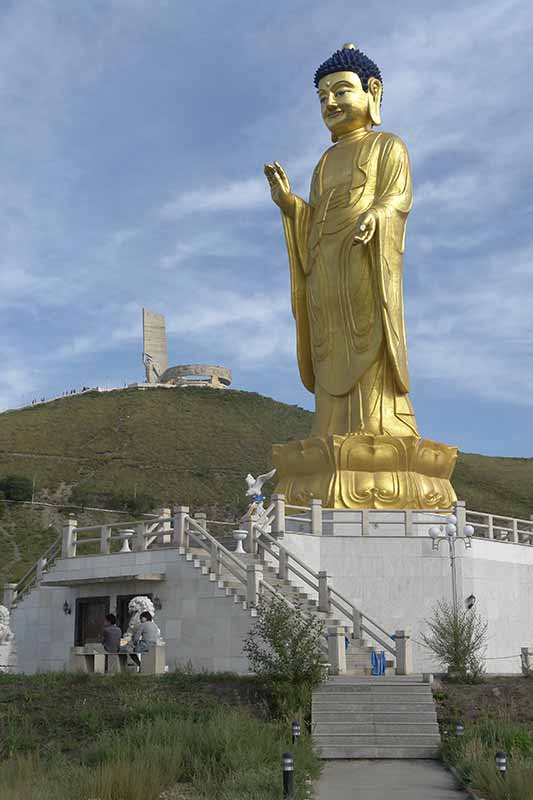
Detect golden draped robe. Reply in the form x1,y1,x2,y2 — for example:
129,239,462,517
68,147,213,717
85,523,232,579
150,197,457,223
281,128,419,439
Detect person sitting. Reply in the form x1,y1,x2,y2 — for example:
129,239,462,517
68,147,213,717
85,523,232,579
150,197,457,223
130,611,160,667
102,613,122,653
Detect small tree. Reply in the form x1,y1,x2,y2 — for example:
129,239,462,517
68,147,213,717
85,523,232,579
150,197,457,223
243,595,326,717
420,599,488,683
0,474,33,502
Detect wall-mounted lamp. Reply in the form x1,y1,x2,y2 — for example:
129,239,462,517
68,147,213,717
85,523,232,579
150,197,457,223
153,596,162,611
63,600,72,615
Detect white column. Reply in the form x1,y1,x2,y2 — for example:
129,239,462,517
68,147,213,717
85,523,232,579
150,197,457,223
404,509,413,536
318,571,330,613
157,506,172,544
455,500,467,536
311,499,323,535
243,518,256,555
510,518,518,544
62,515,77,558
278,547,289,581
193,512,208,540
361,509,370,537
210,539,221,577
246,563,263,607
352,607,362,639
395,628,413,675
327,626,347,675
134,522,147,552
3,583,17,609
172,505,189,548
100,525,111,555
271,493,286,538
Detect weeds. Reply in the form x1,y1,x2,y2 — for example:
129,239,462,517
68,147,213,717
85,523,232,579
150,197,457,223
0,671,321,799
443,719,533,800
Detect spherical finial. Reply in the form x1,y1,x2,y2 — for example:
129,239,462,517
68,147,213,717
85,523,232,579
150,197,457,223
342,42,358,50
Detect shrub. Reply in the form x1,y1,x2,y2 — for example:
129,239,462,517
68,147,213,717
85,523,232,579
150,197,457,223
420,599,488,683
243,595,326,718
0,475,33,502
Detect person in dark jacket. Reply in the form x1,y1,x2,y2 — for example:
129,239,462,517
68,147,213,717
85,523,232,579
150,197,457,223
102,613,122,653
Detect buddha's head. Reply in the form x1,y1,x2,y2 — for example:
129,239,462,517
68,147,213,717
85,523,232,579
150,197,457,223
315,44,383,141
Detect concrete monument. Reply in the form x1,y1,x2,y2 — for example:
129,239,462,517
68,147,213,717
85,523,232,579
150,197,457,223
143,308,169,383
141,308,232,388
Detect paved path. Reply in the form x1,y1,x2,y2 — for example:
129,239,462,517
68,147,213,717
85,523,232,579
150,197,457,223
317,760,469,799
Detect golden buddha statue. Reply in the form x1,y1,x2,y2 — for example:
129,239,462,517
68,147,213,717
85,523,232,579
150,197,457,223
266,44,457,509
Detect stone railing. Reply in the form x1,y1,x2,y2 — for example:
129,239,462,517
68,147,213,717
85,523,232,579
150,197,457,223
465,509,533,545
268,495,533,545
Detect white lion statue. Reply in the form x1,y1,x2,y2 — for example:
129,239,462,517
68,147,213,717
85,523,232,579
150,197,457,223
123,596,159,644
0,605,14,645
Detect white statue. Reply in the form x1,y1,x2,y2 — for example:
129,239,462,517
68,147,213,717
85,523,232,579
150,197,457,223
123,596,160,644
242,468,276,529
0,605,14,644
0,604,16,672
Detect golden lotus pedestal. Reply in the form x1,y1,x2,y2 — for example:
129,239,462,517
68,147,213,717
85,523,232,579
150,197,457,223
272,434,457,510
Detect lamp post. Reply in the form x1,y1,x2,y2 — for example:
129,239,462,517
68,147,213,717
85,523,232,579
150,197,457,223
428,506,475,613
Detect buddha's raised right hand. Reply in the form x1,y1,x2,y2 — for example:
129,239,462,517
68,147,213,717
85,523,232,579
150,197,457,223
264,161,295,216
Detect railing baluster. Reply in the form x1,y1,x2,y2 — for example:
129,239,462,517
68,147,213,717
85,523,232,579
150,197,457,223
279,547,289,581
173,505,189,548
100,525,111,555
311,499,323,535
246,563,262,607
62,514,77,558
318,571,330,613
271,493,286,537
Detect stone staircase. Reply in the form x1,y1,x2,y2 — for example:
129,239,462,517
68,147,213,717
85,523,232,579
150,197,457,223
183,545,376,674
312,677,441,759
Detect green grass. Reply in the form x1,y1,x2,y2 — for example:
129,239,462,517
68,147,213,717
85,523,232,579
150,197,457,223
443,718,533,800
1,385,533,582
0,671,320,800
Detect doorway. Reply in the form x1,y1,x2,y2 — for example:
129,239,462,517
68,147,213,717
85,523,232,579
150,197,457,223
74,596,110,646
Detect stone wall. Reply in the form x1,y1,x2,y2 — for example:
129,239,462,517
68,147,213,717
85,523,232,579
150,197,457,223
282,532,533,674
11,549,253,674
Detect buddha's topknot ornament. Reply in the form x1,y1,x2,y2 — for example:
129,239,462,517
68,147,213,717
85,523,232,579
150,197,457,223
314,43,383,93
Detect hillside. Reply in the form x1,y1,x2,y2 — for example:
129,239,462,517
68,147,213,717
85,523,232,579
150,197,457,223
0,386,532,582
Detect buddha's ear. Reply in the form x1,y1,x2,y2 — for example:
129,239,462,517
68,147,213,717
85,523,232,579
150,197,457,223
368,77,382,126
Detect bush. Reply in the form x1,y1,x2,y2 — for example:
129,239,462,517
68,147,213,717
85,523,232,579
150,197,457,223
243,595,326,718
0,475,33,502
420,599,488,683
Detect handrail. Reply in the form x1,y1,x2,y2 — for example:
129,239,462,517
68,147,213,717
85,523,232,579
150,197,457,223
186,516,247,578
15,535,62,588
254,519,397,656
257,526,320,580
467,509,533,526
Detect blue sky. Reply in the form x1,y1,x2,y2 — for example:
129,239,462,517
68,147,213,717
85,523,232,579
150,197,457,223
1,0,532,457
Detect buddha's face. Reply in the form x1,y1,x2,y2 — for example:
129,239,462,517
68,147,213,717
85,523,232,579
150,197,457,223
318,71,372,137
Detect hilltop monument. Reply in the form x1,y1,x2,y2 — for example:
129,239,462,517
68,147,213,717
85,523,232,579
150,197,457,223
141,308,232,388
266,44,457,509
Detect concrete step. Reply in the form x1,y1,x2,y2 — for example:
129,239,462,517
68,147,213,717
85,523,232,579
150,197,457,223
313,733,441,746
312,712,438,723
312,703,436,714
315,745,440,759
313,688,433,697
314,722,440,734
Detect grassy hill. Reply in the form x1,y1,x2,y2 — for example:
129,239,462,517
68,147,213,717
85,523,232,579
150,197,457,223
0,385,532,582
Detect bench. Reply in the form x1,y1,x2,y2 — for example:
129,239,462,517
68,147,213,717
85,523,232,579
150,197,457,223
69,643,166,675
